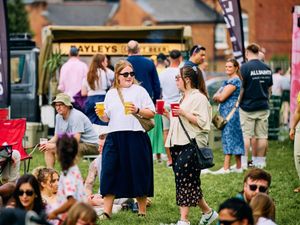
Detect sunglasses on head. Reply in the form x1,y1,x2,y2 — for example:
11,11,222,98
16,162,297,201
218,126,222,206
120,71,135,77
248,184,268,193
192,45,203,54
18,190,34,197
219,219,239,225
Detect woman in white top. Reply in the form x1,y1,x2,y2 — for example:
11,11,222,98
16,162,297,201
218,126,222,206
250,193,277,225
82,54,114,125
165,66,218,225
96,60,155,219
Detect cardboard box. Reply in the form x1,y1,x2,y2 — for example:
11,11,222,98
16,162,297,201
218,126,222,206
24,122,48,148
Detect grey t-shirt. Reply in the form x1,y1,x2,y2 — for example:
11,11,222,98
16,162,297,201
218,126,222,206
55,108,98,145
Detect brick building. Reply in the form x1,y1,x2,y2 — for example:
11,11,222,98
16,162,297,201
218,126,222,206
23,0,300,72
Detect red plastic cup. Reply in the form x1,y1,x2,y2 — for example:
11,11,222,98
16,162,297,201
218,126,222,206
156,99,165,114
170,103,179,117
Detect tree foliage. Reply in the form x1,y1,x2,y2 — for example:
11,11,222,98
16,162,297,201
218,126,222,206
7,0,31,34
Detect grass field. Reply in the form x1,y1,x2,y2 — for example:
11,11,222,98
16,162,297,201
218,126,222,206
27,139,300,225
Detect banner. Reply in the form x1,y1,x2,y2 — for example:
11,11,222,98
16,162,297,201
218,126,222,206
0,0,10,107
218,0,245,64
290,5,300,123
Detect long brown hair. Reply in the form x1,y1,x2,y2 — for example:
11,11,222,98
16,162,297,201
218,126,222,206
180,66,209,99
87,54,106,90
250,193,276,224
112,60,139,89
226,58,243,80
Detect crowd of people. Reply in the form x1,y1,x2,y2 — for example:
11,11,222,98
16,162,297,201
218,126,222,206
0,40,298,225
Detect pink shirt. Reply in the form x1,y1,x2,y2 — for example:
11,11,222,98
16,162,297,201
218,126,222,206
58,57,88,99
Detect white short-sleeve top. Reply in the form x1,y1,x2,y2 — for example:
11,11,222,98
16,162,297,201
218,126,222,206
104,84,155,132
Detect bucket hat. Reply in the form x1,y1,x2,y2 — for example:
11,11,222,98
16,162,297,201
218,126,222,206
52,93,73,108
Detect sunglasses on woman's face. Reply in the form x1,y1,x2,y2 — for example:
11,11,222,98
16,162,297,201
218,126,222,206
120,71,135,77
248,184,268,193
18,190,34,197
219,219,238,225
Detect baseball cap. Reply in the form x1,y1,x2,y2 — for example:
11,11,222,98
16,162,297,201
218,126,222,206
52,93,73,108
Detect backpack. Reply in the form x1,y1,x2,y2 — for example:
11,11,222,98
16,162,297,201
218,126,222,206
0,146,13,175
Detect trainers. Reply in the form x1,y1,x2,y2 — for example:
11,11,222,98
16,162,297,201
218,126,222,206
201,169,212,175
230,167,243,173
211,167,230,175
230,164,247,171
176,220,190,225
199,210,218,225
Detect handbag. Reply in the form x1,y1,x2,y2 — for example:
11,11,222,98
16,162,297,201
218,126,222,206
212,88,243,130
178,117,214,169
212,114,227,130
117,88,155,132
132,113,155,132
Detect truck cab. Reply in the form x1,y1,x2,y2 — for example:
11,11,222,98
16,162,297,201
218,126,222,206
9,33,40,122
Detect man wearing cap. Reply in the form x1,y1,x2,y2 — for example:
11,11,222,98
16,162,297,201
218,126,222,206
40,93,99,168
58,46,88,101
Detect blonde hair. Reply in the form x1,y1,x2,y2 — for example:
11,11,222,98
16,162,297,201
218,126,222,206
63,202,98,225
250,193,275,224
32,166,52,190
112,60,139,89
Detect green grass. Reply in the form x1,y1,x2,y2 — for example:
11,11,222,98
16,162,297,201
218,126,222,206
27,139,300,225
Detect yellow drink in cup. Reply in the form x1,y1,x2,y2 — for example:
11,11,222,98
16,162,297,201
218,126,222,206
124,102,133,115
95,102,105,116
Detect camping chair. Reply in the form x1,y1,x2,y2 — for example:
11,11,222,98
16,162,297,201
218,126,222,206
0,118,36,173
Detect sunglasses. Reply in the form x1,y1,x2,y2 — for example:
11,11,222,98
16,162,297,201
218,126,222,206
219,219,238,225
18,190,34,197
248,184,268,193
120,72,135,77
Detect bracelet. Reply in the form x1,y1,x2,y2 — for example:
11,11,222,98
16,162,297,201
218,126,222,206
136,108,140,114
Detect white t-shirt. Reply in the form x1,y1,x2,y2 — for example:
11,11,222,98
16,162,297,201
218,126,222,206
104,84,155,132
82,68,114,96
159,67,181,105
256,217,277,225
271,73,283,96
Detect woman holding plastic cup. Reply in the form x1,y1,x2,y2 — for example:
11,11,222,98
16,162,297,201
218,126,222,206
95,60,155,219
165,66,218,225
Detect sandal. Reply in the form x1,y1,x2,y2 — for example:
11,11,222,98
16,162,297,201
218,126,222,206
99,212,111,220
294,186,300,193
138,213,146,217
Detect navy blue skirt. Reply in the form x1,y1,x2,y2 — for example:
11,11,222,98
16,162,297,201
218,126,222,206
84,95,108,125
100,131,154,198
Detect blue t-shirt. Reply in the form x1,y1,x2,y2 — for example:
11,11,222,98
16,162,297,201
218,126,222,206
127,55,161,102
55,108,99,145
240,59,273,111
184,60,198,67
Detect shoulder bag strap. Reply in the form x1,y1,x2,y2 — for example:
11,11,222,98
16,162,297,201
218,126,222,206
178,116,193,144
224,87,244,121
117,88,125,105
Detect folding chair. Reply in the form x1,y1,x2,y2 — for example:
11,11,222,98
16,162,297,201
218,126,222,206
0,118,34,173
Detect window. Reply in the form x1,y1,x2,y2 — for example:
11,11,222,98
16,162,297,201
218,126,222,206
10,55,30,84
215,23,228,49
242,12,249,47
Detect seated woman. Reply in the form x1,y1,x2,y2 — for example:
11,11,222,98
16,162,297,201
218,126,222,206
250,193,277,225
13,174,45,214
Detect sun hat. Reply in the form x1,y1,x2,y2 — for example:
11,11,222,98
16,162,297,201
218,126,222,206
52,93,73,108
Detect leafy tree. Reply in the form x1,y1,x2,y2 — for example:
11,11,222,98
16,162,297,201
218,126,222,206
7,0,31,34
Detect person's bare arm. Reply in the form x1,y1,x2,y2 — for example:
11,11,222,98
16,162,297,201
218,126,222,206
290,104,300,140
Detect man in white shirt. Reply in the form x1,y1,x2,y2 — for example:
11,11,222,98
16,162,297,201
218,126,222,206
271,67,284,97
159,50,182,166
